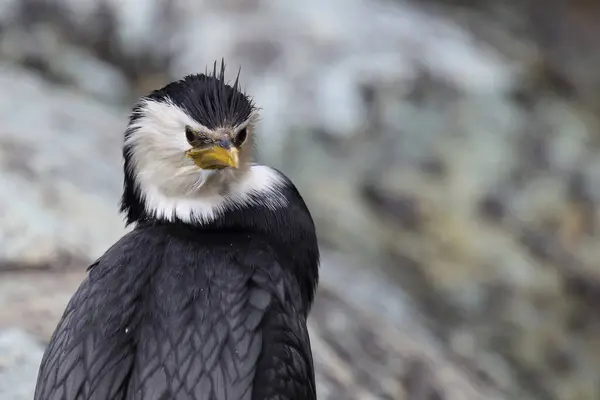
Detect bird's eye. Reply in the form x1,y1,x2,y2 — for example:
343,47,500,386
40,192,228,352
234,128,248,147
185,126,197,144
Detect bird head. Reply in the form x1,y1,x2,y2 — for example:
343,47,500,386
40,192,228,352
120,60,283,225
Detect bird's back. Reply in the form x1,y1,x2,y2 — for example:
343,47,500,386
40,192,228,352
34,224,316,400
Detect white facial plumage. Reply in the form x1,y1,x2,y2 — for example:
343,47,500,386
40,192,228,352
124,98,287,224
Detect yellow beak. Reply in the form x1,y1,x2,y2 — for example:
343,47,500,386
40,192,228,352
185,146,239,170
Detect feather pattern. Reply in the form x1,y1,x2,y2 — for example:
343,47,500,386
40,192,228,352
34,224,316,400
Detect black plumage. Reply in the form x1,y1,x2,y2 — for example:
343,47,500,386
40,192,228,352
34,63,320,400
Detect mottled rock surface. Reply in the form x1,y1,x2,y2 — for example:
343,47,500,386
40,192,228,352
0,65,128,267
1,0,600,399
0,328,45,400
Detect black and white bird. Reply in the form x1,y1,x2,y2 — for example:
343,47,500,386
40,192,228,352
34,61,320,400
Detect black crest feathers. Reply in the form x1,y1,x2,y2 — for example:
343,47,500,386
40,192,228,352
145,59,254,129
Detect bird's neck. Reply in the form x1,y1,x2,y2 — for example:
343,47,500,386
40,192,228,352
121,164,286,225
122,165,320,311
199,184,320,311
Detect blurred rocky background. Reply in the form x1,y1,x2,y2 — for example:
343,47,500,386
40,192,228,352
1,0,600,399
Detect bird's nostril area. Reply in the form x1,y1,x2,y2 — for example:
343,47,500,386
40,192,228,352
217,138,231,149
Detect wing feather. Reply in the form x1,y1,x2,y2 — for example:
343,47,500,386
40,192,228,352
34,231,316,400
250,263,317,400
34,274,137,400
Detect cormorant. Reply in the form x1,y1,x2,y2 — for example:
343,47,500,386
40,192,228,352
33,61,320,400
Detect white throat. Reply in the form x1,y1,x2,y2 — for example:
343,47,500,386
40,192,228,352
138,164,288,224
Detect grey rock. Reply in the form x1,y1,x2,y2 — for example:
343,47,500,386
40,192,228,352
0,64,129,267
0,20,130,103
312,252,506,399
0,328,44,400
